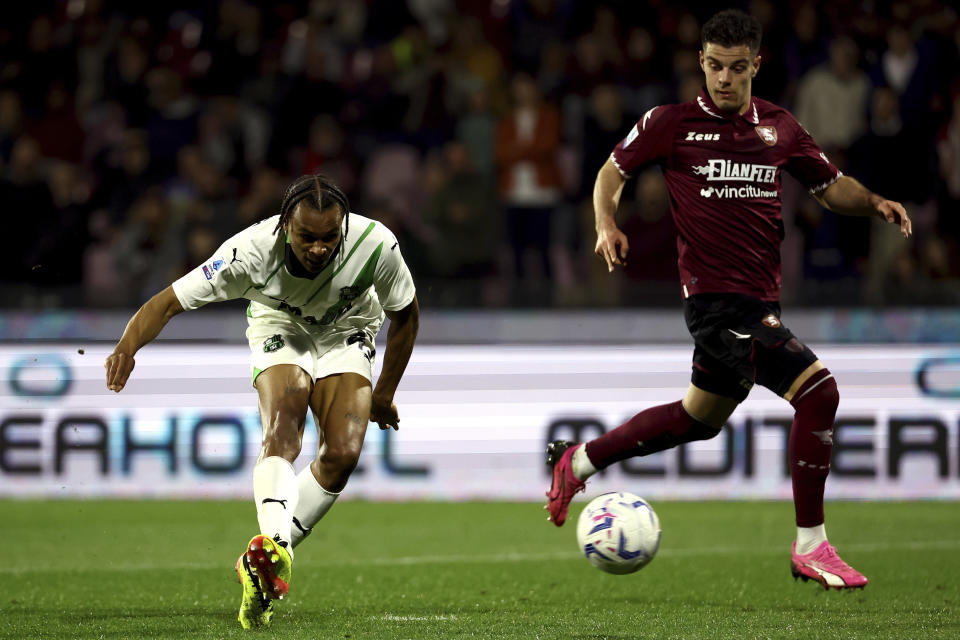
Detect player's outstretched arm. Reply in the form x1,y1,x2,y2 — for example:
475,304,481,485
815,176,912,238
593,158,630,272
371,296,420,431
105,285,185,392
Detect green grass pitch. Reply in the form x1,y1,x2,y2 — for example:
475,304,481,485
2,499,958,639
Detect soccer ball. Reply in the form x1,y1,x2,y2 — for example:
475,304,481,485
575,492,661,575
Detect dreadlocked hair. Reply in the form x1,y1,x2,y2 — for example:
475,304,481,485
275,173,351,252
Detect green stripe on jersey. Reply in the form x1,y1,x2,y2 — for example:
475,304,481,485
314,242,383,324
304,222,377,305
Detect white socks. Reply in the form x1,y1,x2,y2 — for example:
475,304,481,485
253,456,299,555
571,445,597,480
795,523,827,555
291,465,341,548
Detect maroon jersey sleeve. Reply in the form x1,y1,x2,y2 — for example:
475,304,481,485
610,105,679,177
782,116,842,193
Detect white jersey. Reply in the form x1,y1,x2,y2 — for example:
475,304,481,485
172,213,416,338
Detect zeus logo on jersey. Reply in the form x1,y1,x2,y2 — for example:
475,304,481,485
685,132,720,141
693,159,777,183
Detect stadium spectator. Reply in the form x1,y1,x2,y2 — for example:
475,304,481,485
104,174,419,629
794,36,870,151
496,72,563,300
455,84,499,181
936,90,960,247
422,140,499,290
0,90,26,164
546,9,913,592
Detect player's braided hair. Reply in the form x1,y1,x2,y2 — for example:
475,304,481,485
275,174,350,251
701,9,762,55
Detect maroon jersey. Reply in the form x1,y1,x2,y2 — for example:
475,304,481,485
611,87,840,302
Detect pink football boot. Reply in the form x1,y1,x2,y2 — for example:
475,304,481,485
791,541,868,590
545,440,586,527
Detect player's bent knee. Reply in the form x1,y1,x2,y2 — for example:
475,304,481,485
682,384,739,429
791,368,839,414
319,442,362,476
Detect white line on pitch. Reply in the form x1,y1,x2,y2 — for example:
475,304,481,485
10,539,959,575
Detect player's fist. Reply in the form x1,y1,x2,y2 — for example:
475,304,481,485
371,394,399,431
595,223,629,272
105,351,135,392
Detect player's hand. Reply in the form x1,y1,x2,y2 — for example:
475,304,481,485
595,223,629,272
105,351,135,392
875,198,912,238
370,394,400,431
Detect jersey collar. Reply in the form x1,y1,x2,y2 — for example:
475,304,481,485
696,87,759,124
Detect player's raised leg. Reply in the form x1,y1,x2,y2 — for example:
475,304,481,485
546,385,731,526
785,362,867,589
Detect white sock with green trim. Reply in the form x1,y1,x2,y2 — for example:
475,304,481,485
291,465,341,548
253,456,299,557
795,523,827,555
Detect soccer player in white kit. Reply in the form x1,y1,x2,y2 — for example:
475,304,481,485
104,174,419,628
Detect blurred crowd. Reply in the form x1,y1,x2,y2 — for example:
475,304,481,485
3,0,959,309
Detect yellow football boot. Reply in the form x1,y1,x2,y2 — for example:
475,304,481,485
236,535,292,629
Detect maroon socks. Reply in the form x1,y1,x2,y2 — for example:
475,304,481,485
788,369,839,527
584,400,720,469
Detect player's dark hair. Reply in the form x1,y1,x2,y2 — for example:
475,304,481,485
701,9,762,55
275,173,350,251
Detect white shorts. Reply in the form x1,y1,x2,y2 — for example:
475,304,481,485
246,316,377,386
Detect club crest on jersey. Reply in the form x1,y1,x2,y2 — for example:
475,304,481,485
755,125,778,146
263,334,285,353
339,285,362,301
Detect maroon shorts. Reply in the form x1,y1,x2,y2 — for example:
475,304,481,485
683,293,818,403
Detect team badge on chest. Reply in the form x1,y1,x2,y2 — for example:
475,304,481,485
755,126,778,146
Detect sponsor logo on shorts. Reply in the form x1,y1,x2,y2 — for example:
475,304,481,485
263,335,285,353
755,125,777,146
762,314,781,328
202,265,213,280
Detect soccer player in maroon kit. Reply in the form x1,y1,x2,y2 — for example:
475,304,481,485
546,9,912,590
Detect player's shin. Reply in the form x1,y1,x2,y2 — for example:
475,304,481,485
788,369,838,540
253,456,299,553
290,463,341,547
583,400,720,475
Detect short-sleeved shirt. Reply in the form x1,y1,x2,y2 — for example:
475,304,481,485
611,87,841,302
172,213,416,338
